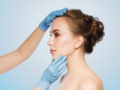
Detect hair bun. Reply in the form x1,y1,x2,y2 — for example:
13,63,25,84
91,17,104,43
59,9,105,53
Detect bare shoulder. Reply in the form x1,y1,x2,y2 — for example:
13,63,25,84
59,69,104,90
58,74,80,90
79,76,104,90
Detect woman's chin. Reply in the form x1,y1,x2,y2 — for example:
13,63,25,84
52,54,65,60
51,54,56,60
52,56,58,60
51,54,61,60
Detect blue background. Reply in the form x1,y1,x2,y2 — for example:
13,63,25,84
0,0,120,90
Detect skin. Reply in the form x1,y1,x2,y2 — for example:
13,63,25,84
0,27,45,90
0,25,68,90
48,17,104,90
34,88,40,90
0,27,45,74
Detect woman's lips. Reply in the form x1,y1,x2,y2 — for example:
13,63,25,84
50,50,56,54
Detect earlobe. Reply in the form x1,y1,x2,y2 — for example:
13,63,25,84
74,36,84,49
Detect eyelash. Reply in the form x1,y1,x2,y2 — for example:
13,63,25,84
50,33,59,37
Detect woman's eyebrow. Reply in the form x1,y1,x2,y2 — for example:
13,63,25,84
49,29,61,33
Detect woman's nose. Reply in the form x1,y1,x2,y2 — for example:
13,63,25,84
47,37,54,46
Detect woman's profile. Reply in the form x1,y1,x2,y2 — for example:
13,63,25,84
48,9,104,90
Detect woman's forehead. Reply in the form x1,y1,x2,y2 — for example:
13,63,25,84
50,17,70,33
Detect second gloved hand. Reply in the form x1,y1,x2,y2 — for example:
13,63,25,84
39,8,68,31
36,56,67,90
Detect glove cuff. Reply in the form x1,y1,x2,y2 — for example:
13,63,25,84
36,80,51,90
39,22,48,31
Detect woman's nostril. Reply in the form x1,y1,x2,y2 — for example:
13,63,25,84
47,41,53,46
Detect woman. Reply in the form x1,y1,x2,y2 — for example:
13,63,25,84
48,9,105,90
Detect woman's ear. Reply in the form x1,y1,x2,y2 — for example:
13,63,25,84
74,36,84,49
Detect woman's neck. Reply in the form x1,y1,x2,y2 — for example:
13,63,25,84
66,50,88,75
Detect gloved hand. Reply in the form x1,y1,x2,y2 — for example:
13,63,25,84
39,8,68,31
36,56,67,90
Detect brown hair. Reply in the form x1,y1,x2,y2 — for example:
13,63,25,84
57,9,105,54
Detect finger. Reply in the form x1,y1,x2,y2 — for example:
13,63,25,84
59,8,68,13
53,55,64,64
61,8,68,13
58,66,66,74
55,56,67,68
57,60,67,71
54,8,68,16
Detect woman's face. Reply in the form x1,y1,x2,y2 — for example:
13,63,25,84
47,17,77,60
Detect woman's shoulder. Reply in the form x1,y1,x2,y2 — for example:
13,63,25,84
78,73,104,90
59,70,104,90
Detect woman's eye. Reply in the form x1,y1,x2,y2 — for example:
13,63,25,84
49,33,59,37
54,33,59,37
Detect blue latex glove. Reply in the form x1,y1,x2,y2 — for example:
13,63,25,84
36,56,67,90
39,8,68,31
